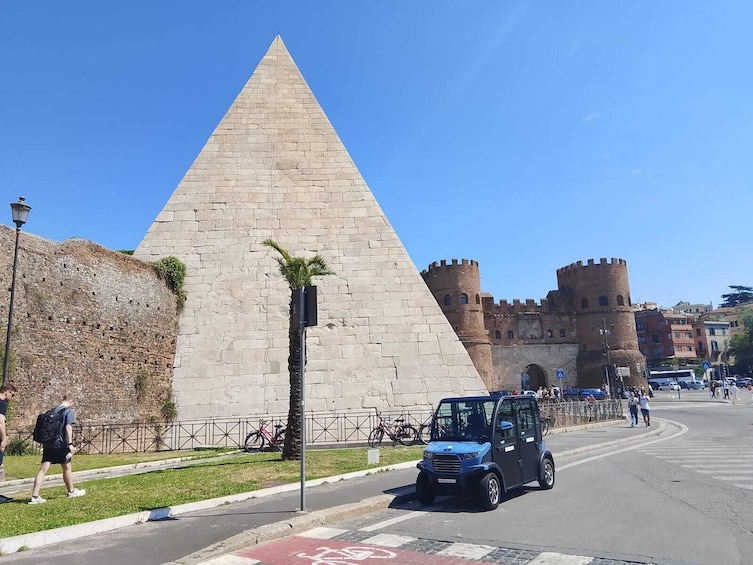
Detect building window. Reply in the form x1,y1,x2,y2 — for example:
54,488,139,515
637,322,645,331
581,298,589,309
709,328,716,336
658,320,665,327
721,328,727,335
616,295,625,306
494,330,501,339
653,347,662,355
444,295,451,305
685,332,692,339
674,332,681,339
638,336,645,344
711,341,719,352
459,294,468,304
507,330,514,339
559,329,566,337
599,295,608,307
669,345,675,354
696,328,701,336
652,334,659,343
697,341,704,351
475,294,480,304
546,330,553,338
687,345,693,352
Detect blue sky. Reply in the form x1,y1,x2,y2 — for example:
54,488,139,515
1,2,751,308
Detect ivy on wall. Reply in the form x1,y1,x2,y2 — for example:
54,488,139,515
151,256,187,310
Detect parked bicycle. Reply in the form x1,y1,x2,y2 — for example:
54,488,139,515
539,410,555,436
368,411,418,447
244,419,286,452
417,422,432,445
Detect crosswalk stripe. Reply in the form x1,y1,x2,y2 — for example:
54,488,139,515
437,542,495,559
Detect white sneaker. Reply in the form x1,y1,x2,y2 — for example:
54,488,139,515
67,488,86,498
28,496,47,504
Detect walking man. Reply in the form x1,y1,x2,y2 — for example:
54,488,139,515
628,391,640,427
730,381,740,404
0,383,18,484
639,390,651,427
29,393,86,504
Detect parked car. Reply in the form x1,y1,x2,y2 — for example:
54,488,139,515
658,382,680,391
580,388,606,400
685,381,705,390
736,377,752,388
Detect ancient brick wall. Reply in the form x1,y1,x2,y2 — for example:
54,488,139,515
0,227,179,430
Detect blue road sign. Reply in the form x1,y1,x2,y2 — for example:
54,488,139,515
702,361,711,370
555,370,565,379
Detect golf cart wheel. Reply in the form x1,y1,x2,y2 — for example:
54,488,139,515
539,457,555,490
479,472,501,511
416,471,435,506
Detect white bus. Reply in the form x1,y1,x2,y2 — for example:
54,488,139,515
648,369,696,389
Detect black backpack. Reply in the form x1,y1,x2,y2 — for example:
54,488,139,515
32,407,66,445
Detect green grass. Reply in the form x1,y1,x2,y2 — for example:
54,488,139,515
0,446,423,539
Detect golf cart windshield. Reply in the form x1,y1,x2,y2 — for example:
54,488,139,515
432,399,496,442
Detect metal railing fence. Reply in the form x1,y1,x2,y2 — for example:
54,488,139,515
11,401,621,454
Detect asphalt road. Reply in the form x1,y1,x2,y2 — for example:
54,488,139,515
309,392,753,565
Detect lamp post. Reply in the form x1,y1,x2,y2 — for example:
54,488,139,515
600,318,613,399
3,197,31,385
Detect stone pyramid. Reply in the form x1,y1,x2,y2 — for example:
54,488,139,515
134,36,486,420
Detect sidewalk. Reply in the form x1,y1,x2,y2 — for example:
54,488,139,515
0,417,673,560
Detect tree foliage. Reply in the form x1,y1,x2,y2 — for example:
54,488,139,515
720,285,753,308
730,307,753,375
263,239,334,461
152,256,187,310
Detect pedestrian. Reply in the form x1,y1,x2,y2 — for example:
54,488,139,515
709,380,715,398
723,380,730,400
28,393,86,504
730,382,740,405
0,383,18,484
639,390,651,426
628,391,640,427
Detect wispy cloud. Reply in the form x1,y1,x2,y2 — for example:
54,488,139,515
583,112,600,122
631,168,642,175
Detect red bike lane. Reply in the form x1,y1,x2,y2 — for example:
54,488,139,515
238,536,486,565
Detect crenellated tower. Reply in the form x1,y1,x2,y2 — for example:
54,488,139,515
422,259,493,390
556,258,646,390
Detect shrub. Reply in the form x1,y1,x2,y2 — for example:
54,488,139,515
161,399,178,422
152,256,187,310
6,437,36,456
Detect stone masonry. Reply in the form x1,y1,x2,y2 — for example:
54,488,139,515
133,36,487,420
0,227,179,429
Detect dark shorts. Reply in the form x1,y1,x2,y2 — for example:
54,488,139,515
640,408,650,416
42,447,70,465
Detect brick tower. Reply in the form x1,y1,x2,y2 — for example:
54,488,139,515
422,259,493,391
556,258,646,391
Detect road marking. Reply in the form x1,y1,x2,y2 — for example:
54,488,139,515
362,533,417,547
557,418,689,471
437,541,495,559
359,510,428,532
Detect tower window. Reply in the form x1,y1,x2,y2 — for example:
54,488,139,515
494,330,501,339
599,295,609,307
616,295,624,306
444,295,451,305
581,298,589,309
475,294,480,304
507,330,514,339
546,330,553,338
559,329,566,337
459,294,468,304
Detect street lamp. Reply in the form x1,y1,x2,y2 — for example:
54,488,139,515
3,196,31,385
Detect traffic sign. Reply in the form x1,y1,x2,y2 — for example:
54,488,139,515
702,361,711,370
555,370,565,379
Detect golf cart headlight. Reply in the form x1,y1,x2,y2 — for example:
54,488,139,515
423,451,433,459
462,452,480,460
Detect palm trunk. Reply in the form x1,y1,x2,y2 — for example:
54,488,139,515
282,307,303,460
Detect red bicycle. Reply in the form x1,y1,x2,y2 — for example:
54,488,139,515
244,419,286,452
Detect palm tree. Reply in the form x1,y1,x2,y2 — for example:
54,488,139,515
263,238,334,460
